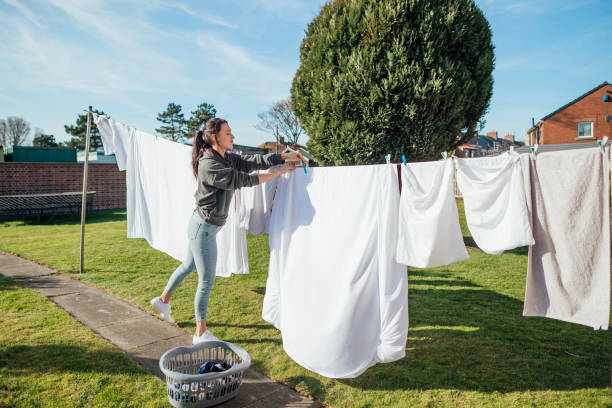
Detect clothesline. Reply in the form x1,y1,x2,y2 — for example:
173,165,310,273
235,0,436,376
94,114,610,379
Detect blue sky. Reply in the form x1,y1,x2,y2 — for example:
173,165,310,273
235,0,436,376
0,0,610,147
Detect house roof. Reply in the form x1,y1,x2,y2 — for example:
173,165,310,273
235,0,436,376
468,135,524,149
233,143,264,151
539,81,611,122
282,146,314,161
459,145,479,150
257,141,287,151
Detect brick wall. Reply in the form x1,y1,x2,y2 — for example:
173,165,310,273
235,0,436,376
0,162,126,211
541,84,612,144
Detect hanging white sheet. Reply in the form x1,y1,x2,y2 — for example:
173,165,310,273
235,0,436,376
263,164,408,378
454,152,534,255
396,159,469,268
95,115,255,277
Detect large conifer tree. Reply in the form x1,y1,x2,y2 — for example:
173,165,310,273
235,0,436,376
65,109,106,151
156,103,187,142
292,0,494,165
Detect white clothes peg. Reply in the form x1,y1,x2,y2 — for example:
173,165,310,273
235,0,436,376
597,136,608,150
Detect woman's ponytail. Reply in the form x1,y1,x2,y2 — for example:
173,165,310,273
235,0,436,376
191,118,227,178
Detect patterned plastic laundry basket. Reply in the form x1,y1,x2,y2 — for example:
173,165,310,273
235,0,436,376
159,341,251,407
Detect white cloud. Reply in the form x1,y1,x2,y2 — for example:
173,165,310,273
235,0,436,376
195,34,294,104
1,0,45,28
0,0,311,145
162,2,238,29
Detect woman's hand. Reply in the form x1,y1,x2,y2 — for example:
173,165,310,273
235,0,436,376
281,151,306,163
257,163,297,184
277,162,296,175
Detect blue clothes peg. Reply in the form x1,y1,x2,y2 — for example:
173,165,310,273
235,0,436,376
401,155,407,166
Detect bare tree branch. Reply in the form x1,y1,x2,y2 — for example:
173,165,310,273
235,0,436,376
255,98,304,147
4,117,31,147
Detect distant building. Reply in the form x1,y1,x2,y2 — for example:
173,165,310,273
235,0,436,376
527,81,612,146
232,144,267,155
257,141,288,153
282,146,317,167
5,146,77,162
455,131,524,157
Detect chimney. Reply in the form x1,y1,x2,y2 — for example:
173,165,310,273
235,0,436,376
504,133,515,143
487,131,498,139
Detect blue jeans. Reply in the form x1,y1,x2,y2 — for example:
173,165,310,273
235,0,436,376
163,211,221,321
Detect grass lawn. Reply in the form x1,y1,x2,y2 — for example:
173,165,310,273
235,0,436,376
0,201,611,407
0,274,167,408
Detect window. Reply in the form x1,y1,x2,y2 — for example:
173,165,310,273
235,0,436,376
578,122,593,138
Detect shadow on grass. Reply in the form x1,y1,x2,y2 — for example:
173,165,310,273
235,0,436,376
463,236,477,248
284,272,611,394
287,375,328,403
336,280,611,392
1,209,127,226
0,275,21,291
409,279,480,287
223,338,282,345
506,246,529,256
178,321,276,331
0,344,148,376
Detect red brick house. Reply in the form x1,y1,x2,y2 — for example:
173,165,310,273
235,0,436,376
527,81,612,146
257,141,288,153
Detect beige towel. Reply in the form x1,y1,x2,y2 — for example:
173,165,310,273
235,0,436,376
520,147,610,330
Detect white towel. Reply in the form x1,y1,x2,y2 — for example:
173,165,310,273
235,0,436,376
454,153,534,255
93,114,130,171
215,189,251,277
243,168,279,235
520,147,610,330
396,159,469,268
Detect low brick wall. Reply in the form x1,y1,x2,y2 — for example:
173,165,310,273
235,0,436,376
0,162,126,214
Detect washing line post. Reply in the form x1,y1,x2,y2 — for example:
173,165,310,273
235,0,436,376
79,105,93,274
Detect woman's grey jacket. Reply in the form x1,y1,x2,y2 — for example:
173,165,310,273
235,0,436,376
195,150,282,226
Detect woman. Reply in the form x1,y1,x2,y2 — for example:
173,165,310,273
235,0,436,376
151,118,304,344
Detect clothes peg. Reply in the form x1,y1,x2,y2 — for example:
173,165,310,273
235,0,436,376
301,160,308,174
401,155,407,166
441,151,448,159
597,136,608,150
531,144,539,154
510,145,515,152
385,154,391,164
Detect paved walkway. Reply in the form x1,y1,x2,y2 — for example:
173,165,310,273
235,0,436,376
0,251,320,408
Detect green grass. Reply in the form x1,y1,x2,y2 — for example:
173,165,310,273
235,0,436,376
0,274,167,408
0,203,611,407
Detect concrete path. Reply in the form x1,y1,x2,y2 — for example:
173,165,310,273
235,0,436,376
0,251,320,408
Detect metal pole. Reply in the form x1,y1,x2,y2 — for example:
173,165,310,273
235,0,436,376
79,106,92,274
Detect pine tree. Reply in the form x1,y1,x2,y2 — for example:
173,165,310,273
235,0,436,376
65,109,106,151
156,103,187,142
187,102,217,137
32,130,58,147
291,0,494,165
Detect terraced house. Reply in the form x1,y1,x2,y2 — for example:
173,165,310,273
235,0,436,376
527,81,612,146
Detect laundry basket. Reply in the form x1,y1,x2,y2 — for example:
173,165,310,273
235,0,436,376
159,341,251,407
